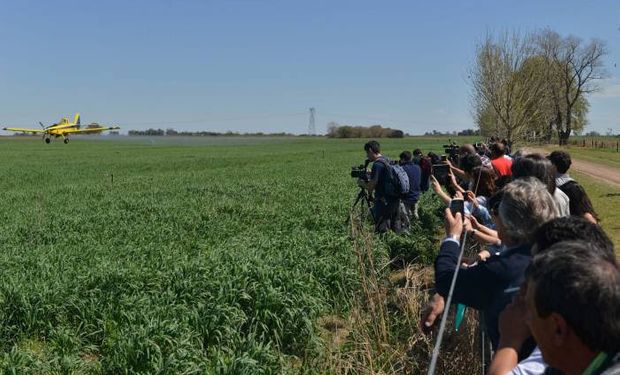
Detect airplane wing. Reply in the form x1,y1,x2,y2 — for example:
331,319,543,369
62,126,120,134
2,127,45,134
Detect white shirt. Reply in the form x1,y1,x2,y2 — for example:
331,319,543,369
554,188,571,217
507,346,547,375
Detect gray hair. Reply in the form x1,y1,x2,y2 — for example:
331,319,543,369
499,177,558,244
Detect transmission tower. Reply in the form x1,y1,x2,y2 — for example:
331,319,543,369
308,107,316,135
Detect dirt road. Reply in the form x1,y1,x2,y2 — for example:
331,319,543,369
522,148,620,188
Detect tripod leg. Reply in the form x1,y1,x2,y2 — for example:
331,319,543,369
347,189,367,224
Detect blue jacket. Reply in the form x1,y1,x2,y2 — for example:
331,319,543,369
400,161,421,204
434,239,532,349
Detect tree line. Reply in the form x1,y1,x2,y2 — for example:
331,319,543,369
424,129,481,137
127,128,302,137
471,29,607,145
326,123,404,138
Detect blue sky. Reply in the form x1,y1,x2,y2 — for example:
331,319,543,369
0,0,618,135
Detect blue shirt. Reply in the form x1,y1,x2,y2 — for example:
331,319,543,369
400,161,421,204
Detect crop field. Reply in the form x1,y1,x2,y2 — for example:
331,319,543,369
0,136,456,374
1,135,617,374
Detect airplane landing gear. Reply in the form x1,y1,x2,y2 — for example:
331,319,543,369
64,138,69,144
44,137,51,144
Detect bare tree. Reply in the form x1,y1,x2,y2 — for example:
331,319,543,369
538,30,607,145
326,121,339,137
470,32,547,144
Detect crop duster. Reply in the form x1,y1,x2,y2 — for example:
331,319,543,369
2,113,120,144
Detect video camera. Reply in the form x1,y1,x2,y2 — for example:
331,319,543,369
351,159,371,181
442,142,460,164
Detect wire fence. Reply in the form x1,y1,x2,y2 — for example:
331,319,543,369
568,137,620,152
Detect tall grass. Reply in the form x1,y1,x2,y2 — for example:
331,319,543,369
312,193,482,374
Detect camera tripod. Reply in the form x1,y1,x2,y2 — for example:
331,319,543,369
347,186,375,225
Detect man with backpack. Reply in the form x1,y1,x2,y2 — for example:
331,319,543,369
358,140,409,233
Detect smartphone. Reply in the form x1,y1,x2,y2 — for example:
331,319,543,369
449,198,465,220
432,164,450,185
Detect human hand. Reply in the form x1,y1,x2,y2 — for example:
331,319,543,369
430,175,442,194
460,256,478,267
421,293,445,333
444,208,463,238
463,216,473,233
449,172,459,187
498,291,530,349
476,250,491,262
470,215,480,229
465,190,477,203
454,190,464,200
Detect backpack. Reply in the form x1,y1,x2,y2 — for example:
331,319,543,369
375,158,410,198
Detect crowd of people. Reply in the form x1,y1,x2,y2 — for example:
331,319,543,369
358,139,619,375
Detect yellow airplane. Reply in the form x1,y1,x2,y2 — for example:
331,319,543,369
2,113,120,144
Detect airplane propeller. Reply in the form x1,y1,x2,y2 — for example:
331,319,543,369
39,122,45,129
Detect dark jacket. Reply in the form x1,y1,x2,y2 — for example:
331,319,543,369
415,156,431,191
400,161,421,204
435,239,532,349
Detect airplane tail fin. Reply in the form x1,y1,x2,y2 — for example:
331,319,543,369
74,113,81,127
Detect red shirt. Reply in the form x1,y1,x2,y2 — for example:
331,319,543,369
491,156,513,177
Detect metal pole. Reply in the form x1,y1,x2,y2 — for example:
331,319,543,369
427,232,469,375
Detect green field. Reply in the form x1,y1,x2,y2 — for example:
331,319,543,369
0,136,452,374
2,136,616,373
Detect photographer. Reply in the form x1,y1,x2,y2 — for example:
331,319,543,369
447,144,491,182
399,151,421,220
358,140,399,233
423,178,558,349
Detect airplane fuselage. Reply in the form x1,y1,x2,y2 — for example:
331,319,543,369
2,113,119,144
